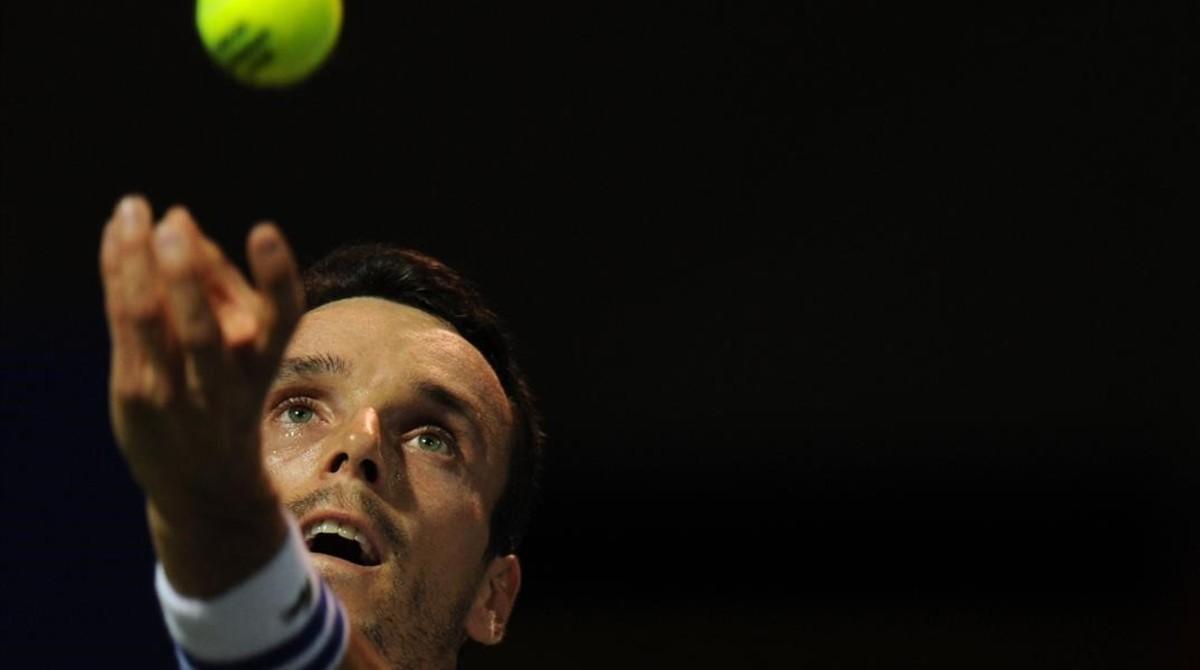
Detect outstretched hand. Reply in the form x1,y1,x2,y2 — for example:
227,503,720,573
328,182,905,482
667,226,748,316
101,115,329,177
99,195,305,596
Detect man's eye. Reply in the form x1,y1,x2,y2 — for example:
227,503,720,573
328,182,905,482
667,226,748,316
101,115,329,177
278,399,318,424
286,407,315,423
407,430,456,456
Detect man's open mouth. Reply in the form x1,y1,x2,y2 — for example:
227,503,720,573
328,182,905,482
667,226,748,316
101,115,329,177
303,519,382,567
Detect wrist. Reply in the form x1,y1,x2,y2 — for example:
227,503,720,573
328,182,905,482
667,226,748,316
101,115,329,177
149,493,288,598
156,513,350,668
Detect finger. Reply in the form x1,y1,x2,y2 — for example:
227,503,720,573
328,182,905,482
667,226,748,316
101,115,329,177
200,235,255,303
100,209,126,344
101,208,136,393
108,195,178,398
196,232,260,348
154,207,229,406
246,222,305,364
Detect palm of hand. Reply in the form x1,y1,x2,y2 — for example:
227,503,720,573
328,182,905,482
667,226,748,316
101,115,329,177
99,195,305,526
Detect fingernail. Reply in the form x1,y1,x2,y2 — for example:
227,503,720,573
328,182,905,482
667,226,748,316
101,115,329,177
119,199,143,241
154,223,186,265
117,195,140,217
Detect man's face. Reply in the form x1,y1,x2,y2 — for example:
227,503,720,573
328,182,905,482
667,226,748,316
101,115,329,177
259,297,518,666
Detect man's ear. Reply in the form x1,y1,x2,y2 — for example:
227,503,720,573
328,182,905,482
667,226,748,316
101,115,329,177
464,554,522,645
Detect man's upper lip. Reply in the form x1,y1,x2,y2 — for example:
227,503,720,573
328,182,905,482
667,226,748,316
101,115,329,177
298,509,385,564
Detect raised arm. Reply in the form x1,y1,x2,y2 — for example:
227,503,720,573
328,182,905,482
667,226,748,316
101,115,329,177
101,195,296,596
100,195,387,669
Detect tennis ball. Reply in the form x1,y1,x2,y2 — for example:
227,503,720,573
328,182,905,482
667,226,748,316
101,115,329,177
196,0,343,88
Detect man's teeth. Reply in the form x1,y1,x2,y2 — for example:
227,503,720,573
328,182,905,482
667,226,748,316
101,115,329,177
305,519,375,559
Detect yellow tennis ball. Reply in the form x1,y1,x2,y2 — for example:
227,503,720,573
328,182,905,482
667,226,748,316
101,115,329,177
196,0,343,88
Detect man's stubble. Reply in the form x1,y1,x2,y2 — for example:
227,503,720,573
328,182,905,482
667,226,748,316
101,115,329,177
288,487,481,668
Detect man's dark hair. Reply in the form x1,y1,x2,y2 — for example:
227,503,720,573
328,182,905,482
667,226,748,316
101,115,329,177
301,244,544,558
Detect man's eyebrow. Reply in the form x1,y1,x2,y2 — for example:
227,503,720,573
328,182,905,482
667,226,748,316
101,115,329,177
273,353,353,384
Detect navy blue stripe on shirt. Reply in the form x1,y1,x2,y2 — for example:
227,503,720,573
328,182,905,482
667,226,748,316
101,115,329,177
178,581,343,670
296,595,346,670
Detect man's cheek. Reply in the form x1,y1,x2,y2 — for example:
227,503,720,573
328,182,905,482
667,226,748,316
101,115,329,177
405,454,483,500
261,436,323,491
423,497,491,558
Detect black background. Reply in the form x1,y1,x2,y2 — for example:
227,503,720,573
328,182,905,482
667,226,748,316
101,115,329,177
2,1,1197,668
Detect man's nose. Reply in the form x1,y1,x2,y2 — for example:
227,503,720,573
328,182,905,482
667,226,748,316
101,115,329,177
323,406,385,485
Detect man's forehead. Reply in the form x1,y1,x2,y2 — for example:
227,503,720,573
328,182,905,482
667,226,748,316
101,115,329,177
285,297,513,432
299,296,452,337
291,298,479,377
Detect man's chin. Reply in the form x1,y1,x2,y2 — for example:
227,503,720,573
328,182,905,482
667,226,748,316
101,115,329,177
308,552,387,610
313,556,390,628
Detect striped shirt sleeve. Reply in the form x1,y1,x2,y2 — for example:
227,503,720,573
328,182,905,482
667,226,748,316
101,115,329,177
155,512,349,670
